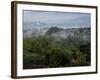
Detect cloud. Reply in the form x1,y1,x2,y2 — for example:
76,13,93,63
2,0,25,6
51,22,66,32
23,10,91,27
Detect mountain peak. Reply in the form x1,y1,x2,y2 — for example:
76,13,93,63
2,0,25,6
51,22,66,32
46,27,63,35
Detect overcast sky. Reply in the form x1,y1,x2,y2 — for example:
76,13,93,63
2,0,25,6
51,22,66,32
23,10,91,28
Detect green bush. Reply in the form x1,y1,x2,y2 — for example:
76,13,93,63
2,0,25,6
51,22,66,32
23,36,90,69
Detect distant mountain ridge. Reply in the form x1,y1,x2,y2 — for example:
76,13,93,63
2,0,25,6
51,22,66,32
24,26,90,43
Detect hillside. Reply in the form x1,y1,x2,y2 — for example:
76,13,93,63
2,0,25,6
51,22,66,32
23,26,91,69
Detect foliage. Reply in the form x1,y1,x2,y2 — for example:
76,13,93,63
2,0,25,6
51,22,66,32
23,36,90,69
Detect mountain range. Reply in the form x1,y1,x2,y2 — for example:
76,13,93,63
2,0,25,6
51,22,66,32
24,26,90,41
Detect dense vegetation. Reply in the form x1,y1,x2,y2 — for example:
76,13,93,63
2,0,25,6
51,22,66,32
23,27,91,69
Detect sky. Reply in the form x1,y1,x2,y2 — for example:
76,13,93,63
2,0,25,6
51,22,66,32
23,10,91,28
